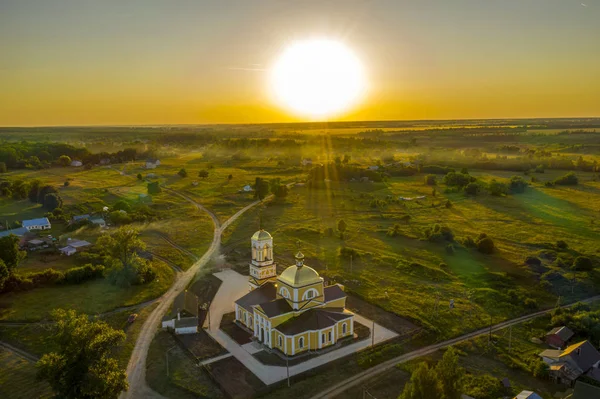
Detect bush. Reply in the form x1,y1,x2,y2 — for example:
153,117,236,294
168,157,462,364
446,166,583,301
63,264,105,284
424,174,437,185
554,172,578,186
423,224,454,242
113,200,131,213
147,181,161,195
464,182,480,196
477,237,495,254
509,176,528,193
525,256,542,267
488,179,508,196
462,236,476,248
444,172,471,188
572,256,594,271
63,181,70,187
178,168,188,178
339,247,360,259
556,240,568,250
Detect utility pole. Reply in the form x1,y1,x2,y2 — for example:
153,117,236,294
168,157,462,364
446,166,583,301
372,320,375,346
286,356,290,387
166,345,177,377
488,315,493,346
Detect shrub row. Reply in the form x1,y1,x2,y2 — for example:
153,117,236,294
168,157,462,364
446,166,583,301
0,264,104,293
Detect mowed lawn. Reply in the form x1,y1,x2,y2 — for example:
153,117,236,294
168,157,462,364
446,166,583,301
223,171,600,339
0,348,52,399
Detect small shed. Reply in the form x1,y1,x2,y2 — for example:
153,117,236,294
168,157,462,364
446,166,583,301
546,326,574,349
90,218,106,228
174,317,198,335
71,214,90,223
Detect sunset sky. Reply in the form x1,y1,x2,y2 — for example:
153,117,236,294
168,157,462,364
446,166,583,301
1,0,599,126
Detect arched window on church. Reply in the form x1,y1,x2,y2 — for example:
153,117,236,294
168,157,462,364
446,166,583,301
342,323,347,335
263,245,269,261
278,336,283,347
302,288,318,301
299,337,305,348
279,287,291,299
252,246,257,260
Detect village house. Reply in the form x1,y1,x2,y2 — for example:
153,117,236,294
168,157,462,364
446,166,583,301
367,165,379,171
161,290,199,335
513,391,542,399
25,237,52,251
234,230,354,356
145,158,160,169
545,326,574,349
539,340,600,385
22,217,51,231
0,227,29,238
301,158,313,166
242,184,254,192
70,160,83,167
71,214,90,223
90,218,106,227
59,238,92,256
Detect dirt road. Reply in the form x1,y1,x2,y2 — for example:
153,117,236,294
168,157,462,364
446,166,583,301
311,295,600,399
121,191,268,399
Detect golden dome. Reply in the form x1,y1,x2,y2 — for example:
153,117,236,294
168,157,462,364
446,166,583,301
251,230,272,241
278,264,322,287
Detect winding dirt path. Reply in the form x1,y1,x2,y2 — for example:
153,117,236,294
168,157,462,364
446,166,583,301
121,190,268,399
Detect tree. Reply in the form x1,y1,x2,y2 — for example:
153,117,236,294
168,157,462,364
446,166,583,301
337,219,347,239
444,172,471,188
424,175,437,186
0,259,9,291
254,177,270,200
113,200,131,213
136,173,142,180
554,172,578,186
43,193,63,211
343,154,351,164
270,178,288,199
464,182,480,196
435,347,464,399
399,363,444,399
58,155,72,167
0,235,26,274
95,227,153,286
477,237,495,254
28,180,42,203
198,170,209,179
147,181,161,195
488,179,508,196
228,174,233,181
0,162,6,173
572,256,594,271
178,168,187,178
36,309,128,399
509,176,528,193
37,185,58,203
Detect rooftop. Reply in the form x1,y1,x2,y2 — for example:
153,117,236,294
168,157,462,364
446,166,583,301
22,217,50,227
251,229,272,241
547,326,574,341
278,263,322,287
235,282,276,313
275,308,353,336
174,317,198,328
0,227,30,238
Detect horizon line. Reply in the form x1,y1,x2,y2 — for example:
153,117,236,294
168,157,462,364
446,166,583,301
1,115,600,129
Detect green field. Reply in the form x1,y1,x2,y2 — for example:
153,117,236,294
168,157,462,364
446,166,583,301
0,348,52,399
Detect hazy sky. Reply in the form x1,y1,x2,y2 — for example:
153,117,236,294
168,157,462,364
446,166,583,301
1,0,599,126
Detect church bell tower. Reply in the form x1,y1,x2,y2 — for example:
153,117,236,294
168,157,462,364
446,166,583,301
249,230,277,289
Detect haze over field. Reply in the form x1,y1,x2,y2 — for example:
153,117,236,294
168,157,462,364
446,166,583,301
1,0,600,126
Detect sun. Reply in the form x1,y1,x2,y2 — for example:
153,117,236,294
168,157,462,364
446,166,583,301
270,39,366,119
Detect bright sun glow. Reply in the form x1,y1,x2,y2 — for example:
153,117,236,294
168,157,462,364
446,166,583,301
271,39,366,119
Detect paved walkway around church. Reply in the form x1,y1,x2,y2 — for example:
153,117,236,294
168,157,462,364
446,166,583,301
204,269,399,385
